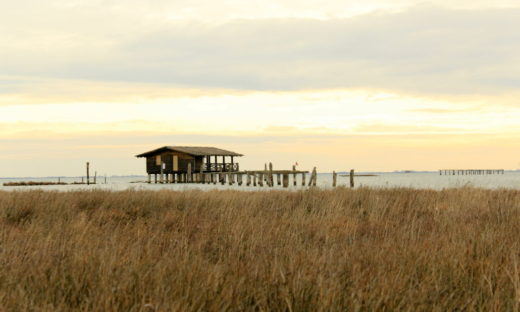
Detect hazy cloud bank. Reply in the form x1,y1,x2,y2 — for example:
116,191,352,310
1,6,519,96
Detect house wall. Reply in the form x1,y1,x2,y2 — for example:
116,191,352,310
146,152,204,174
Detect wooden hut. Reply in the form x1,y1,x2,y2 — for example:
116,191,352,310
136,146,243,176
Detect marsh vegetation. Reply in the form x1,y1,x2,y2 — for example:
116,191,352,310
1,188,520,311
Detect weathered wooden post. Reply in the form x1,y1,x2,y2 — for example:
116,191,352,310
246,172,251,186
148,174,151,183
277,174,281,186
94,171,97,184
269,163,274,187
283,173,289,188
293,165,297,186
86,162,90,185
104,175,107,184
187,162,192,183
160,162,165,183
332,171,337,187
154,174,157,184
302,173,306,186
259,173,264,187
350,169,355,188
253,173,257,187
309,167,317,186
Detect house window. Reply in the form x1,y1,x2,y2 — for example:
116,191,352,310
155,155,161,166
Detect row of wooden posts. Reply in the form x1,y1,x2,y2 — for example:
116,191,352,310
439,169,505,175
79,162,107,185
149,162,356,188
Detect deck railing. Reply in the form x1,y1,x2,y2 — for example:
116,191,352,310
202,163,239,172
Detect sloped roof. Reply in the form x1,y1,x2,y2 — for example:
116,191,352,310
136,146,243,158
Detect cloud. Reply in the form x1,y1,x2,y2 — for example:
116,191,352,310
1,5,520,96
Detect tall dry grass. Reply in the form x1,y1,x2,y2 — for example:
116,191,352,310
1,187,520,311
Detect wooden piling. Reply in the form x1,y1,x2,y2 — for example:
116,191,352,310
154,174,157,184
259,173,264,187
277,174,281,186
253,174,257,187
187,163,192,183
332,171,337,187
283,173,289,188
302,173,306,186
86,162,90,185
269,163,274,187
160,162,165,183
246,173,251,186
350,169,355,188
293,165,297,186
308,167,317,187
148,174,151,183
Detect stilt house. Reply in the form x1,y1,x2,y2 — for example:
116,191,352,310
136,146,243,175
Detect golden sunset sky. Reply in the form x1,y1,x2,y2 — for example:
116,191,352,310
2,0,520,176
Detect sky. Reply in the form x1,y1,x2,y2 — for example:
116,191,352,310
1,0,520,176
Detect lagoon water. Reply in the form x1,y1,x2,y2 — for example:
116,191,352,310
1,171,520,191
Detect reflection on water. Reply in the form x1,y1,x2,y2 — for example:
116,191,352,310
1,172,520,191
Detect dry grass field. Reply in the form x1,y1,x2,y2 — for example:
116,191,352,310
1,187,520,311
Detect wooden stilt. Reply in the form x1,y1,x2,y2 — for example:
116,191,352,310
148,174,151,183
154,174,157,184
253,174,257,187
247,173,251,186
350,169,354,188
283,173,289,188
302,173,306,186
259,173,264,187
293,165,297,186
332,171,337,187
187,163,192,183
160,162,165,183
277,174,281,186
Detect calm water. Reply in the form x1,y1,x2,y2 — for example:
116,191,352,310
1,172,520,191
